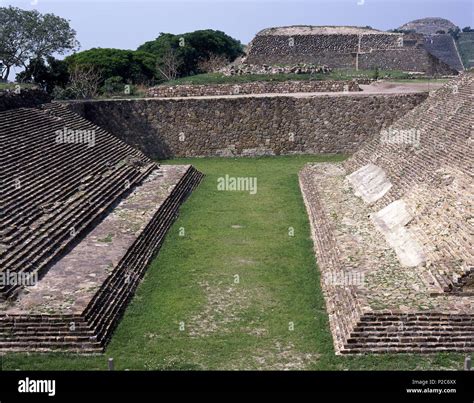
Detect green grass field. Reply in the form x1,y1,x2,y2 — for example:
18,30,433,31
0,156,465,370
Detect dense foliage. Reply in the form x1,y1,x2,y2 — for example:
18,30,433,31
138,30,244,77
65,48,157,85
0,6,78,81
16,57,69,93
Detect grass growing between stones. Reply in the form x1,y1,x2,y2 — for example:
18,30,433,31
0,156,465,370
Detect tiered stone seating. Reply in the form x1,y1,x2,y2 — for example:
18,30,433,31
0,104,156,299
300,73,473,354
345,73,473,292
0,166,203,352
0,102,203,352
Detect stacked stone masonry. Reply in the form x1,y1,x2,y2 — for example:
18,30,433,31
245,25,459,75
345,73,473,292
0,166,203,352
0,102,203,352
66,92,427,159
299,73,473,354
0,104,155,299
0,89,51,112
423,34,465,72
148,80,361,98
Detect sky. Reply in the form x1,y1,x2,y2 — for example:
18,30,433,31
2,0,473,78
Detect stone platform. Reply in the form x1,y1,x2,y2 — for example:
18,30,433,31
298,74,473,354
299,163,473,354
0,165,203,353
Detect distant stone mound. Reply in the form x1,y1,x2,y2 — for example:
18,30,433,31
245,25,457,75
398,17,457,35
423,34,464,71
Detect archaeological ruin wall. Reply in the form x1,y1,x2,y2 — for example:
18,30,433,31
66,92,426,159
299,73,473,354
147,79,361,98
357,48,458,75
245,26,458,75
0,102,203,352
0,89,51,112
423,34,465,72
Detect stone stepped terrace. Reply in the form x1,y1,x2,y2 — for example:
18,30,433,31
0,164,203,352
0,103,156,299
0,102,203,352
299,73,473,354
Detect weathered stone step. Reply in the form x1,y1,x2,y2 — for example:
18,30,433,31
85,167,203,346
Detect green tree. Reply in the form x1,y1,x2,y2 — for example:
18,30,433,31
0,6,79,81
447,27,461,40
138,29,243,78
65,48,157,84
16,56,69,93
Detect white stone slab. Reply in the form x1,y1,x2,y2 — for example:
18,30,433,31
372,199,426,267
346,163,392,204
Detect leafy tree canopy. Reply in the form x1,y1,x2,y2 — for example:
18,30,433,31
16,56,69,93
65,48,157,84
0,6,79,80
138,29,244,77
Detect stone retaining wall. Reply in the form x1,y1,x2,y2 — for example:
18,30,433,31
0,89,51,112
66,92,427,159
246,33,402,65
423,34,464,71
359,48,458,75
246,32,458,75
148,80,361,97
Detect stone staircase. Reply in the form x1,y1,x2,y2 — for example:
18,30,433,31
345,73,473,293
0,102,204,352
0,103,156,299
300,74,473,354
345,313,473,353
0,165,202,353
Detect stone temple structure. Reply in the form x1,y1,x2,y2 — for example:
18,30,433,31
0,72,471,355
299,73,473,353
245,25,459,75
0,96,203,351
